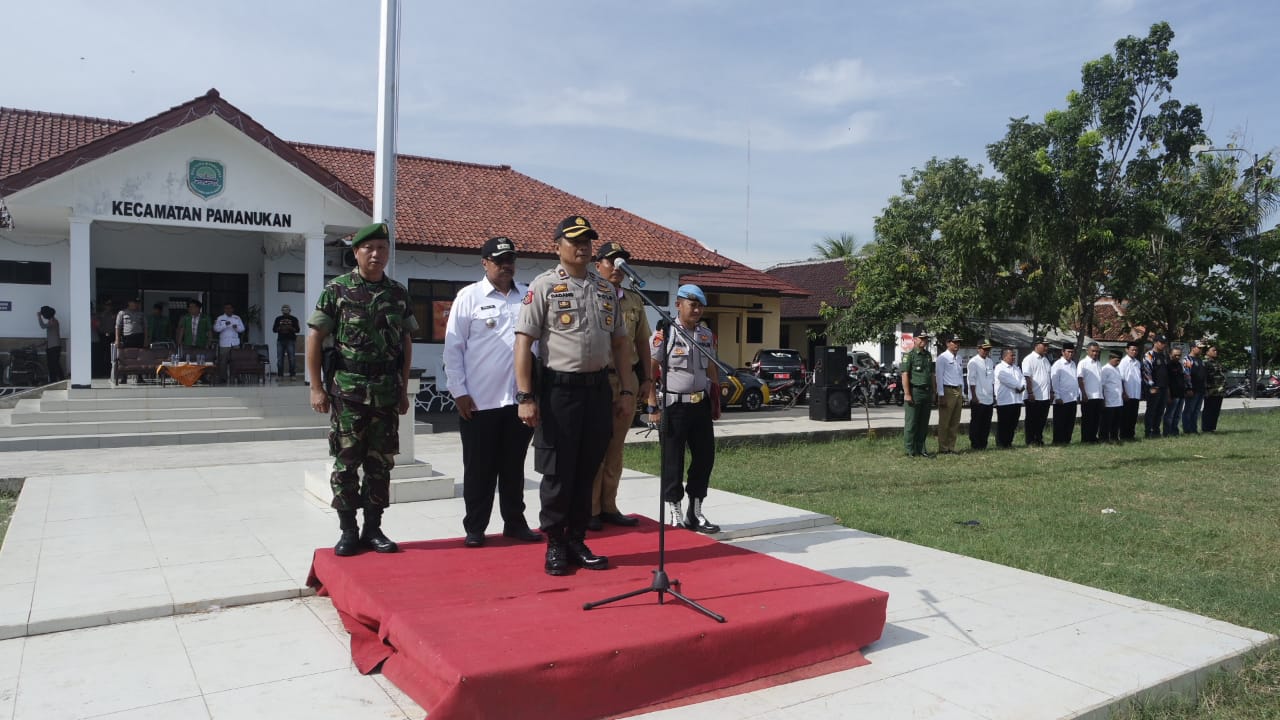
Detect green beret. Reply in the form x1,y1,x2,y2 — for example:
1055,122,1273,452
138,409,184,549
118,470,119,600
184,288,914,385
351,222,390,248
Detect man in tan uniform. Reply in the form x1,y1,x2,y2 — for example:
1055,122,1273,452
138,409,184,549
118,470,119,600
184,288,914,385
587,240,652,531
515,215,636,576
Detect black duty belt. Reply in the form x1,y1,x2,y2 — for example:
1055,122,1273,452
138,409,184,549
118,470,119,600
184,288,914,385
944,385,961,389
545,369,608,387
340,358,401,376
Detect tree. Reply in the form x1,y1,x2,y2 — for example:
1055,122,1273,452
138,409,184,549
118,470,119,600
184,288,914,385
988,22,1206,345
811,232,858,259
822,157,1005,344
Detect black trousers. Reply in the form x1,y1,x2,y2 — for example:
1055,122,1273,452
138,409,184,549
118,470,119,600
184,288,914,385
1101,405,1121,442
1080,399,1104,443
1052,401,1077,445
996,403,1022,448
1145,390,1167,437
46,346,64,382
1025,399,1050,445
968,402,994,450
534,380,612,540
660,397,715,502
1202,396,1224,432
461,404,534,535
1121,399,1140,439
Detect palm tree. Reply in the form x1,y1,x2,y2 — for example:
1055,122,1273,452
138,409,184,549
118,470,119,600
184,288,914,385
812,232,858,259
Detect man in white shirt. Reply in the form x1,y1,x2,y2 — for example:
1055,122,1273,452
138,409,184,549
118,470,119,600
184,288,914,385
1020,338,1052,446
995,348,1026,448
966,340,996,450
1076,342,1104,443
213,303,245,384
1050,344,1080,445
444,236,541,548
1117,340,1143,440
934,336,964,453
1100,352,1124,443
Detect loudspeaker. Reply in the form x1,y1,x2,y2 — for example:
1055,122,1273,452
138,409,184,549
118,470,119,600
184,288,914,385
809,385,851,421
814,346,850,387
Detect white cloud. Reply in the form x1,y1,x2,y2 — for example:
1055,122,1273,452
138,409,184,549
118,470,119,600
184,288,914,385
795,58,880,105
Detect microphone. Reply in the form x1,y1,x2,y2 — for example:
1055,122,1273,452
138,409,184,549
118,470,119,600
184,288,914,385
613,258,647,288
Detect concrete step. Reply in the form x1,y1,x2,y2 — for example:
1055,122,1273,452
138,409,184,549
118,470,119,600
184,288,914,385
11,406,271,424
1,414,326,438
35,394,311,411
0,425,329,451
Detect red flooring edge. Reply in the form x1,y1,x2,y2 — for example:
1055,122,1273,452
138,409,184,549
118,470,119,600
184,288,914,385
308,518,888,720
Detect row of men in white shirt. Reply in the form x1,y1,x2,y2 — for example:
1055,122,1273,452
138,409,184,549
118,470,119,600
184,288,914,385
955,342,1141,408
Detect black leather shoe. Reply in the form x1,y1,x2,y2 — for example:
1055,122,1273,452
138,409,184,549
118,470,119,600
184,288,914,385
599,511,639,527
502,526,542,542
919,451,935,459
334,529,362,556
464,533,486,548
586,515,604,532
544,542,570,576
360,527,400,553
567,541,609,570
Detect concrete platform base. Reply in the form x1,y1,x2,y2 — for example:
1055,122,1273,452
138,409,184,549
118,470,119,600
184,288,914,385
303,460,455,505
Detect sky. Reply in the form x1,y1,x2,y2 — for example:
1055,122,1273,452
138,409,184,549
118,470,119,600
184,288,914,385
7,0,1279,269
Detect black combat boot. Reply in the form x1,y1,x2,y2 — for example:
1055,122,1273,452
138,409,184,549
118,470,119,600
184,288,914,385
567,537,609,570
360,507,400,553
685,498,721,534
544,527,570,576
334,510,362,556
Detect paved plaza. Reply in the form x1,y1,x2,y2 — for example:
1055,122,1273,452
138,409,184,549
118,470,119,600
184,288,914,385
0,400,1275,719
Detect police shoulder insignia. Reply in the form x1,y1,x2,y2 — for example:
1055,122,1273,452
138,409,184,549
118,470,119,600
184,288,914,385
557,268,568,279
597,282,609,293
522,291,534,305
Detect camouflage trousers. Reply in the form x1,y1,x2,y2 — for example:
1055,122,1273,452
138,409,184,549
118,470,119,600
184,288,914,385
328,395,400,511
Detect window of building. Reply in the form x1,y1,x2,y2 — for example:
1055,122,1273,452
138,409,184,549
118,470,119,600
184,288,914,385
278,273,305,293
408,279,470,342
746,317,764,344
0,260,52,285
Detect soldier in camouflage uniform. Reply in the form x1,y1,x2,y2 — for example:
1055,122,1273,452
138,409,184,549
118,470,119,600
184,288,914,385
307,222,418,556
901,331,935,458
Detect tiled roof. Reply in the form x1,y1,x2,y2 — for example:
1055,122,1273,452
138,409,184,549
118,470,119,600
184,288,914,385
680,254,809,298
0,89,370,213
0,108,128,178
764,258,855,318
293,143,721,268
1086,299,1146,342
0,90,723,270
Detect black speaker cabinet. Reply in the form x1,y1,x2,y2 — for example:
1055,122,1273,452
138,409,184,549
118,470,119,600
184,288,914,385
814,345,850,387
809,385,851,421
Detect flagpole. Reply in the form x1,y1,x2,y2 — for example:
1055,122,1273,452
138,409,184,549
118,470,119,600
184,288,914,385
374,0,400,274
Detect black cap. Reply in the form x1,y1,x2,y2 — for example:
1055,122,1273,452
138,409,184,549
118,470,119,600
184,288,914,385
979,339,993,349
1033,337,1047,346
556,215,598,241
916,330,931,339
481,236,516,260
1154,334,1169,343
1061,343,1075,351
594,240,630,261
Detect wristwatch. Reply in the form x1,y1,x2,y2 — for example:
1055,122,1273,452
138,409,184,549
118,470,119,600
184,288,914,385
516,391,536,403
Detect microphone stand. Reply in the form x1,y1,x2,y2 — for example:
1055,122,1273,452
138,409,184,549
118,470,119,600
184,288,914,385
583,276,725,623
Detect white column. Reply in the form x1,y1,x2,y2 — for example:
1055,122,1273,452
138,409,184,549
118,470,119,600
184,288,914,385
303,232,326,385
68,218,93,388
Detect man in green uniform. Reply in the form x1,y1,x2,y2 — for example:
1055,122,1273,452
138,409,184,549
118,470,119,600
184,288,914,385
901,331,935,458
307,222,418,556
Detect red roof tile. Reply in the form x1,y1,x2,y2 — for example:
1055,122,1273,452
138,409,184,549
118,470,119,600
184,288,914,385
679,254,808,298
764,259,855,318
1,90,723,270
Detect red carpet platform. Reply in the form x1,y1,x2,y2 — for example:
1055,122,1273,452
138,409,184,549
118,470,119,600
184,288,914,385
308,518,888,720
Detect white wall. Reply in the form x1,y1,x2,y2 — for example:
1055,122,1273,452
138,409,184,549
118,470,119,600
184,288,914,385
0,234,70,343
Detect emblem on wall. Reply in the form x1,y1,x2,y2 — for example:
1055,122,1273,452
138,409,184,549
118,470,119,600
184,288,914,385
187,159,225,200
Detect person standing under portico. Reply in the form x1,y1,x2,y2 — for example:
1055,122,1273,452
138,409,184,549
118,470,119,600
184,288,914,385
272,305,301,380
214,303,245,384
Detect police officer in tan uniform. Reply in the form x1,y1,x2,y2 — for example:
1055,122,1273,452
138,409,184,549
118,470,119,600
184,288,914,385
515,215,636,576
588,240,652,531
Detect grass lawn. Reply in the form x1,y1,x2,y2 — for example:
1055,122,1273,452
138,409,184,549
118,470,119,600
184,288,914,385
624,411,1280,719
0,490,16,543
